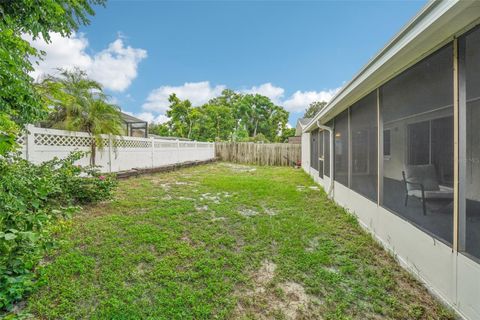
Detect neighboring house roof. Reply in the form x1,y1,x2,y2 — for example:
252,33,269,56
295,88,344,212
298,118,312,126
296,118,312,136
120,112,147,124
304,0,480,132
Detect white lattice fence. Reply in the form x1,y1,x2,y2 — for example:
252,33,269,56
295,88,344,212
18,125,215,172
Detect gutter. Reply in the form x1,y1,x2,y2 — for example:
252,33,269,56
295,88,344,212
317,120,334,198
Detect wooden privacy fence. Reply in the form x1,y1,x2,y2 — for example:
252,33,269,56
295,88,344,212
215,142,301,166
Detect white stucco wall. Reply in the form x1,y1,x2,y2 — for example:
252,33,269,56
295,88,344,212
300,155,480,319
301,132,311,172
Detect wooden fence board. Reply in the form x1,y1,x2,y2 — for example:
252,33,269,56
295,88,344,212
215,142,301,166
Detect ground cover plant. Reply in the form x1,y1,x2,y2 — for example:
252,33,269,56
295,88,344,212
24,163,454,319
0,152,116,313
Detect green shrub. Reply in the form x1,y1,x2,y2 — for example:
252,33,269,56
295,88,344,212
0,152,117,311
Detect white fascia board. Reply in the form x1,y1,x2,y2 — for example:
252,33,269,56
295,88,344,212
303,0,480,133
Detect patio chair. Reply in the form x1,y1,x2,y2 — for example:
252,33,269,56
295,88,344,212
402,164,453,215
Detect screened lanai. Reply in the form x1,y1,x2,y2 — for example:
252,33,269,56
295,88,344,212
120,112,148,138
310,26,480,261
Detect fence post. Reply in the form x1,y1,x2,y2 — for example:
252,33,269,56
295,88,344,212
176,139,180,163
25,124,35,162
108,135,113,173
151,137,155,168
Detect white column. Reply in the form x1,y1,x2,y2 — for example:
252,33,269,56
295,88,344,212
25,124,35,162
108,135,113,173
151,137,155,168
194,140,198,160
176,139,180,164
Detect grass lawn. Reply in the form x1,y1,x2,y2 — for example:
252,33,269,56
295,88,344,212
25,163,454,319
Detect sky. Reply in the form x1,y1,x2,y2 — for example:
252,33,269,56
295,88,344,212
29,0,427,127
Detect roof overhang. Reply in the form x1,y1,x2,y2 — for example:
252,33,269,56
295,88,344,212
304,0,480,132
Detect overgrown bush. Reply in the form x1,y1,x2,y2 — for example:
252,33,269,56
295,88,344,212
0,152,117,311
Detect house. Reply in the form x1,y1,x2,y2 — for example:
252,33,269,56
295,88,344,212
300,1,480,319
287,136,301,144
295,118,312,137
120,112,148,138
286,118,312,145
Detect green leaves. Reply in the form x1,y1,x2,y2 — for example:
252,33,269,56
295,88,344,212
0,152,117,313
153,89,291,142
1,232,17,241
38,69,124,165
0,0,106,156
304,101,327,118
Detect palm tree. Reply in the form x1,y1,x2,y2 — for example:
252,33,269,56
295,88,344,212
39,69,124,166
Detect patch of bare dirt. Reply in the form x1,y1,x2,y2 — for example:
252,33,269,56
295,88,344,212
255,260,277,286
296,185,320,192
195,204,209,212
199,192,235,205
238,207,258,217
211,216,227,222
180,234,194,246
178,196,195,201
200,193,221,204
262,205,277,216
222,163,257,173
233,260,324,320
305,237,319,252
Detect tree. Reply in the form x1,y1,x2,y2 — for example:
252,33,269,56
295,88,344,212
166,94,198,139
238,94,288,141
40,69,124,166
149,123,171,137
194,103,235,141
279,127,296,143
157,90,290,143
0,0,105,154
304,101,327,118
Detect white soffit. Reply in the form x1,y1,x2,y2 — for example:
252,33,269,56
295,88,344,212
304,0,480,132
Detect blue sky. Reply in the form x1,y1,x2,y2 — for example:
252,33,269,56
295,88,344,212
31,0,426,126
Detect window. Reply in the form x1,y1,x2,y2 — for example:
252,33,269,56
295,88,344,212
380,43,453,245
383,129,391,157
324,127,331,177
459,26,480,260
334,110,349,186
310,129,319,171
350,91,378,202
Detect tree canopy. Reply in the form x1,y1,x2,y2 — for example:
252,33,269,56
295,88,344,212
39,69,124,165
304,101,327,118
149,90,292,143
0,0,105,154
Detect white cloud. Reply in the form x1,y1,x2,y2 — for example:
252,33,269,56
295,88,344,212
122,111,169,124
142,81,226,113
283,88,340,113
242,83,284,104
137,112,170,124
242,83,339,112
27,32,147,92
